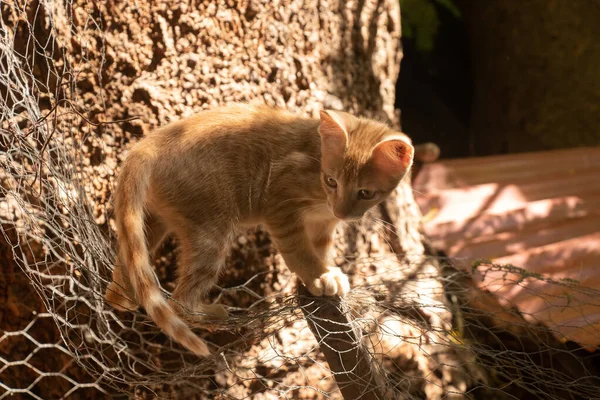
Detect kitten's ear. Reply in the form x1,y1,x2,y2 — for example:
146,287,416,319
319,110,348,159
371,137,414,182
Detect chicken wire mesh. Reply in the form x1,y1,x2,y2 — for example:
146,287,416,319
2,0,600,399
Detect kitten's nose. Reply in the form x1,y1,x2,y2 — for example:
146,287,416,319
333,210,345,219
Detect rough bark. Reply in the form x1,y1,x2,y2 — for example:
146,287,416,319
1,0,427,398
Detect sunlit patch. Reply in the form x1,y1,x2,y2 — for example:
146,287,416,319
413,148,600,347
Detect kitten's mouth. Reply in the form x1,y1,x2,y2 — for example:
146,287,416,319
332,209,361,221
330,207,345,220
327,203,358,221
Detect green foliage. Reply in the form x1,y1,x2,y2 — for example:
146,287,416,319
401,0,461,54
436,0,461,18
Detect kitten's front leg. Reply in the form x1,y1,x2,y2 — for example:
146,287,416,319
304,265,350,297
268,218,349,297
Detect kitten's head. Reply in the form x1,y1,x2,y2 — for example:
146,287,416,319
318,110,414,221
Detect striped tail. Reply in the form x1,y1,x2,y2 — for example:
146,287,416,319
111,149,210,357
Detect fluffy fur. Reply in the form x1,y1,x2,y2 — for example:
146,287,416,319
105,104,414,356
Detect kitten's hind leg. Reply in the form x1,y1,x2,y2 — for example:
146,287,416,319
169,226,230,328
106,214,169,311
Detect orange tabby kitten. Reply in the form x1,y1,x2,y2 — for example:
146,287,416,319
105,104,414,356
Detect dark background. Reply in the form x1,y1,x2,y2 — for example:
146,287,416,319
396,0,600,159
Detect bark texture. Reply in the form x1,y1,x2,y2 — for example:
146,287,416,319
2,0,434,398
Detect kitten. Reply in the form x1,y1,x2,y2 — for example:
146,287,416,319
105,104,414,356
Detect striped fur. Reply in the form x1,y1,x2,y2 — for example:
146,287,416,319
104,104,413,356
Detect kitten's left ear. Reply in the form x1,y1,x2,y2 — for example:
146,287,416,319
371,137,415,182
319,110,348,154
319,110,350,169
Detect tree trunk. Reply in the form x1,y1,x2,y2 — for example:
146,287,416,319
1,0,437,398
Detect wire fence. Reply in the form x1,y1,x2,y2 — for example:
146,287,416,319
2,1,600,399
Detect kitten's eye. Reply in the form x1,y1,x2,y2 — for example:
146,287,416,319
325,176,338,188
358,189,376,200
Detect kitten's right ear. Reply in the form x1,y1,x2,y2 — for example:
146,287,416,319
371,136,414,183
319,110,348,164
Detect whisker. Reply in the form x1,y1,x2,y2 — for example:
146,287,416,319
372,217,397,230
278,197,323,205
372,219,398,237
337,220,351,229
371,222,399,251
284,203,327,221
301,154,322,164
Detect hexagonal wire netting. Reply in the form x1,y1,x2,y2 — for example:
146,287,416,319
1,1,600,399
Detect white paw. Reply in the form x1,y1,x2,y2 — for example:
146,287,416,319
170,300,229,322
186,303,229,331
200,303,229,320
307,267,350,297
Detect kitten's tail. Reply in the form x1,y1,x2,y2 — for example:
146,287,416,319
111,148,210,357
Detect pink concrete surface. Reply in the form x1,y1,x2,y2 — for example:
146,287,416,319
413,146,600,348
